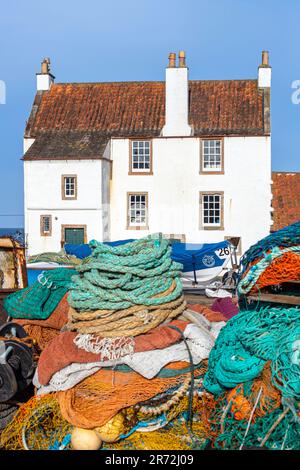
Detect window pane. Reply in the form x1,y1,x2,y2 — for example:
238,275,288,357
129,194,147,226
131,141,151,171
202,140,222,170
202,193,222,226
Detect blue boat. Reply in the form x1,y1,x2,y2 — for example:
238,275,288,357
27,238,237,288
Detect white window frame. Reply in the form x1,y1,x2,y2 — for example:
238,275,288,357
130,140,151,173
127,193,148,229
62,175,77,200
64,176,76,198
201,139,223,172
201,193,223,229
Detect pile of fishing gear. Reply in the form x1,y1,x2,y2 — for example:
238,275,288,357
0,235,228,450
201,221,300,450
1,224,299,451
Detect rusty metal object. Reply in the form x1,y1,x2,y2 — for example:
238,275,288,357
0,237,28,325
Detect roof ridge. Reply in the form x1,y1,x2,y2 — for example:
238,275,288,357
53,78,257,86
272,171,300,174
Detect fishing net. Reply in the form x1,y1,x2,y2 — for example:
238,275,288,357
103,416,209,450
14,294,69,350
203,305,300,398
4,268,76,320
28,250,81,266
57,361,206,428
0,392,214,451
253,251,300,292
239,220,300,273
238,246,300,295
210,403,300,450
0,394,72,450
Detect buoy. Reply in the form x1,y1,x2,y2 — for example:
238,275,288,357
71,427,102,450
94,414,125,443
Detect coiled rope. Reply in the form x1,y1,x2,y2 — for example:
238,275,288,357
69,236,184,312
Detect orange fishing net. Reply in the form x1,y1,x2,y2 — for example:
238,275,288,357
225,363,281,421
251,251,300,293
57,361,204,428
14,294,69,350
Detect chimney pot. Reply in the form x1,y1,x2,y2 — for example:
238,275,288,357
261,51,269,66
41,58,51,74
168,52,176,68
178,51,186,68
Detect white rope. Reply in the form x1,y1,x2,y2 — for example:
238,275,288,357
239,386,263,450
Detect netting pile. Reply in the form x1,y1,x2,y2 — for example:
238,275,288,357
238,220,300,295
1,235,226,450
201,222,300,450
2,226,299,451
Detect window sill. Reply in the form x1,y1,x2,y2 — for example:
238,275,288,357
126,226,149,230
199,170,224,175
202,225,224,231
128,171,153,176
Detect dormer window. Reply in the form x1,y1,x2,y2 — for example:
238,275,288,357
200,139,224,174
129,140,152,174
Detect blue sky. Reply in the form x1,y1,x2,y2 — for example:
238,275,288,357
0,0,299,228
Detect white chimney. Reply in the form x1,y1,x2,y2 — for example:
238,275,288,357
36,58,55,91
258,51,271,88
162,51,192,137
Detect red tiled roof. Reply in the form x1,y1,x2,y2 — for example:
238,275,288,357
24,79,266,159
272,172,300,231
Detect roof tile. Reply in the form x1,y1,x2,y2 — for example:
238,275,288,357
272,172,300,231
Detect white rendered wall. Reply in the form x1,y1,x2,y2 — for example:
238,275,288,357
109,136,272,255
24,159,105,255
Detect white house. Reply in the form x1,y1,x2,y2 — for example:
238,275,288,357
23,52,272,255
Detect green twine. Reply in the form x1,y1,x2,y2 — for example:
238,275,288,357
212,406,300,450
203,306,300,400
69,235,184,311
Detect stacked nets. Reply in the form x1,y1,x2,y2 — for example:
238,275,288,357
0,378,217,450
202,222,300,450
1,235,225,450
238,221,300,296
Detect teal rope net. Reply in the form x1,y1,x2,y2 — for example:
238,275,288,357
69,235,184,311
203,306,300,400
239,220,300,275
